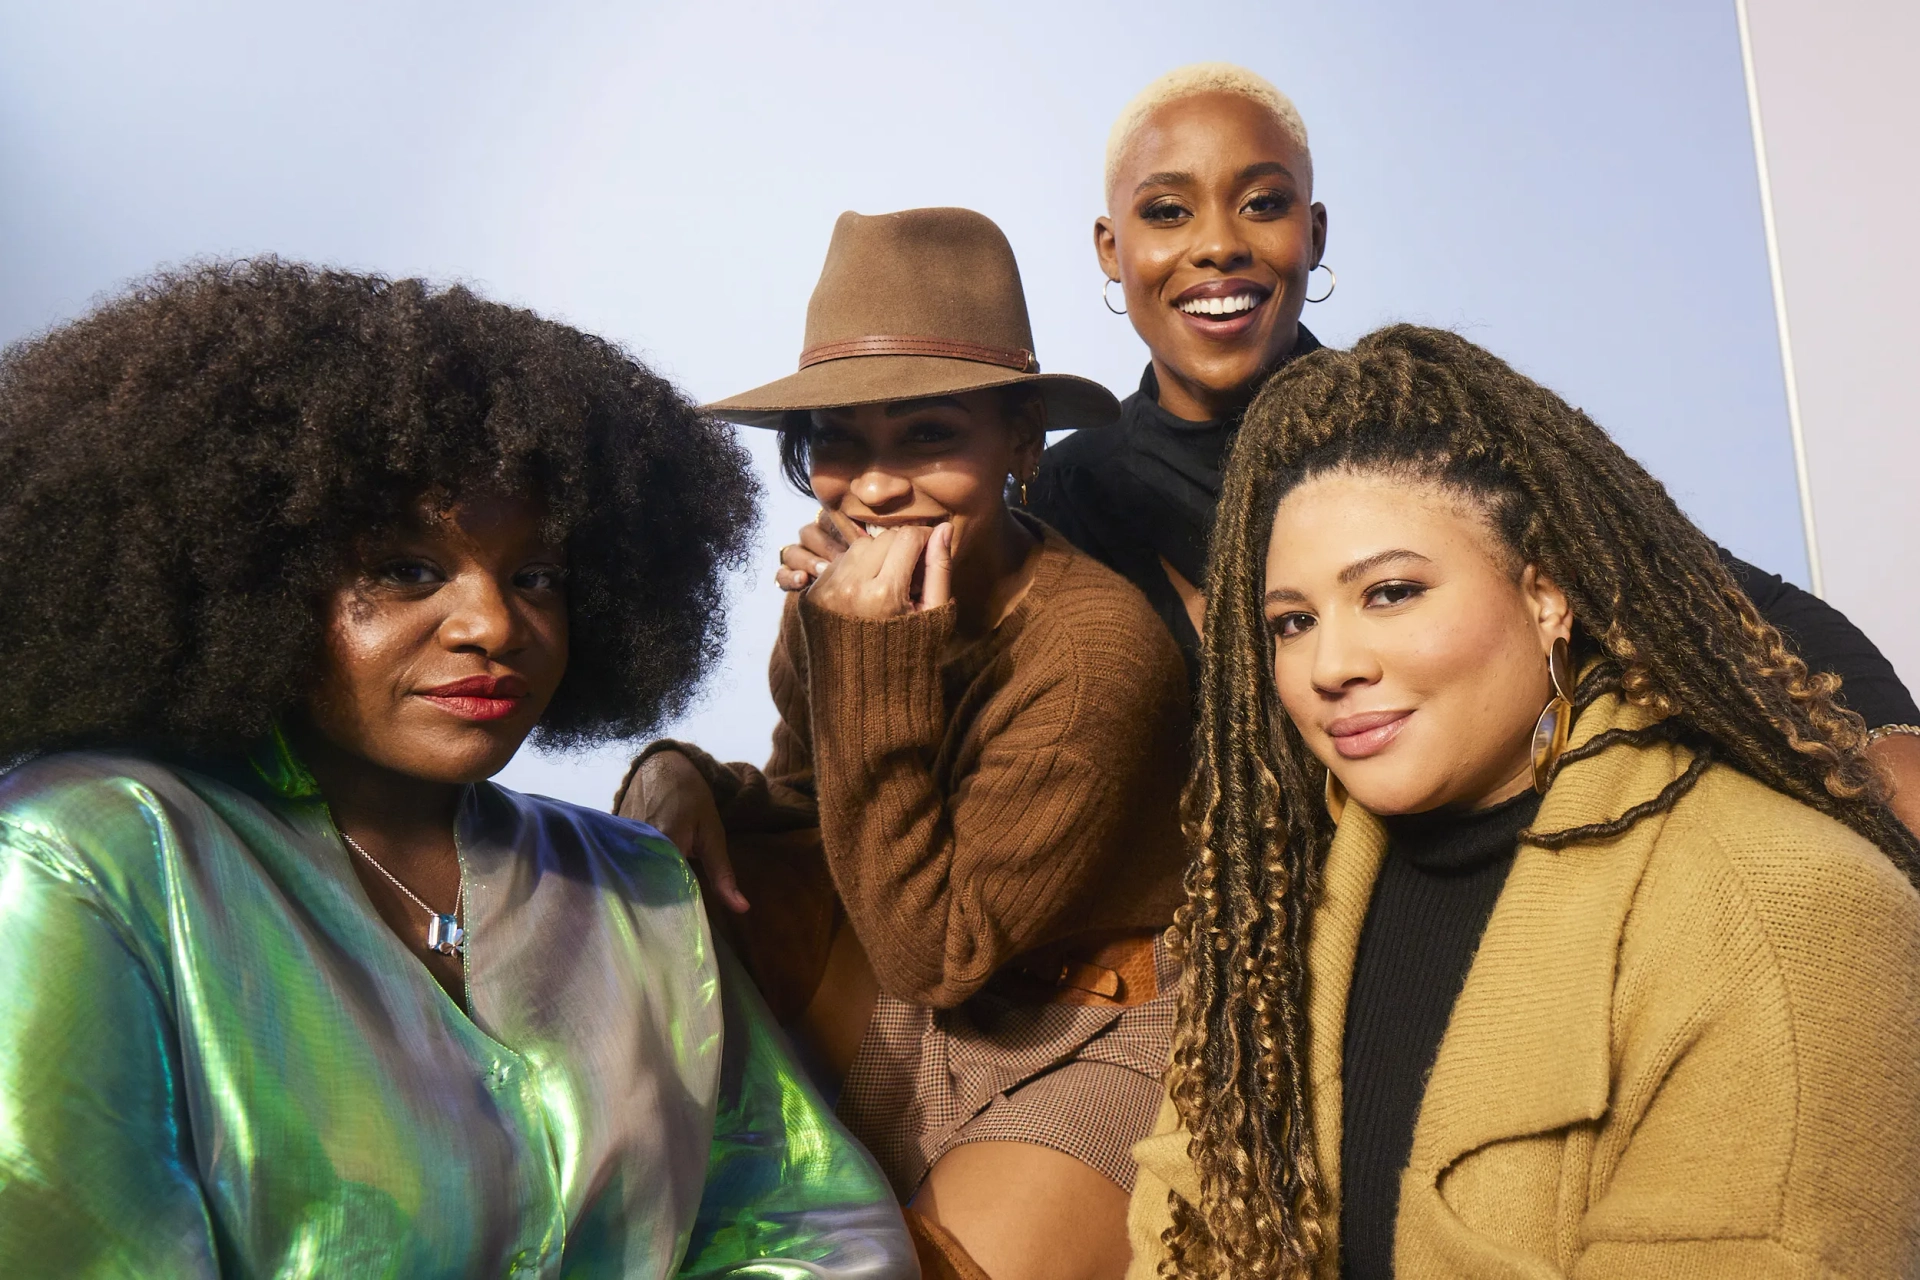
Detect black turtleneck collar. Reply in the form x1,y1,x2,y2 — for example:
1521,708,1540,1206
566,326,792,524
1378,789,1543,876
1109,324,1324,584
1021,323,1322,682
1132,322,1325,433
1133,363,1231,433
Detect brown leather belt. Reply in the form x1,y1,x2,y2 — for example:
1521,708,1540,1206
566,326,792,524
798,334,1039,373
999,929,1161,1008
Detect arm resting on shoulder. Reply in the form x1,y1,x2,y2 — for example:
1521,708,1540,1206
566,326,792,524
1721,550,1920,726
1721,550,1920,834
0,827,220,1277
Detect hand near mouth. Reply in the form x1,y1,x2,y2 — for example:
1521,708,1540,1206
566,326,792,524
775,509,850,593
807,510,953,620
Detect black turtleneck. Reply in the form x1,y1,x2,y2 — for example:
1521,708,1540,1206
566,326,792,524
1338,789,1542,1280
1023,326,1322,679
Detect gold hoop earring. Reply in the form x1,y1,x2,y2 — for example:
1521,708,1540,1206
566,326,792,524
1531,635,1574,793
1306,263,1336,304
1324,769,1348,824
1019,476,1030,506
1102,277,1128,315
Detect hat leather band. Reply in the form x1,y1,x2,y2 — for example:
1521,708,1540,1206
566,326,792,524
798,335,1039,374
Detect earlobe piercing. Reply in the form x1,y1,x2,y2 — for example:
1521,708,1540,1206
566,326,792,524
1306,263,1336,304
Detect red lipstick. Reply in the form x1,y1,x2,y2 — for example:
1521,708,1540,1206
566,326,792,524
417,674,531,723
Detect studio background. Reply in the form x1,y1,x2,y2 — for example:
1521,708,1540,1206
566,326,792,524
1,0,1809,807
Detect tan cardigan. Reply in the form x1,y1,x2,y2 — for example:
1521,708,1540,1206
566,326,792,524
653,525,1191,1009
1127,692,1920,1278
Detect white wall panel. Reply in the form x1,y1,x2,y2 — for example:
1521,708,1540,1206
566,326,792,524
1742,0,1920,685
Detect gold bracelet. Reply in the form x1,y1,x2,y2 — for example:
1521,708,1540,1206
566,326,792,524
1867,723,1920,744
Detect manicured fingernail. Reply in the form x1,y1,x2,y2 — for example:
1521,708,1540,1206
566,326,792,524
814,561,829,574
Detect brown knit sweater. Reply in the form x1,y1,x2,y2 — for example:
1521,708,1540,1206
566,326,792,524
657,525,1191,1009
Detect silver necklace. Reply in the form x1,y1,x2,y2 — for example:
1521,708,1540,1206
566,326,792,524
340,830,467,956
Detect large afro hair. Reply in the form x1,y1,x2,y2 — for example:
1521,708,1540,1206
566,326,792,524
0,258,759,762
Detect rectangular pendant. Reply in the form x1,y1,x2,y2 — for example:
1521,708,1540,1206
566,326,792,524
427,914,465,955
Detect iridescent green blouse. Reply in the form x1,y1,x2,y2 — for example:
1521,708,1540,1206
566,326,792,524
0,739,914,1278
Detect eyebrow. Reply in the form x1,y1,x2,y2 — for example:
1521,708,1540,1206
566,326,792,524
1131,170,1187,195
1338,549,1431,584
1262,549,1432,607
1237,161,1295,184
884,396,967,417
1133,161,1297,197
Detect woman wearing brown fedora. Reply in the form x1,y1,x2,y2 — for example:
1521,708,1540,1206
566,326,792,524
775,63,1920,832
618,207,1192,1280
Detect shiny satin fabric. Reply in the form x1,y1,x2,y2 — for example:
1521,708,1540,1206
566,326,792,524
0,734,914,1278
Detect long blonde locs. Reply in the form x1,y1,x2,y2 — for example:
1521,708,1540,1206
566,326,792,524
1159,324,1920,1277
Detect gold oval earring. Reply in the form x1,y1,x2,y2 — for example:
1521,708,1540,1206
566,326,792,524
1531,635,1574,793
1324,768,1348,824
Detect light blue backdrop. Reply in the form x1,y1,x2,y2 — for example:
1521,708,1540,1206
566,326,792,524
0,0,1797,806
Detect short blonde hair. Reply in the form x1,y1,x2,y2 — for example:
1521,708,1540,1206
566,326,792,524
1104,62,1311,200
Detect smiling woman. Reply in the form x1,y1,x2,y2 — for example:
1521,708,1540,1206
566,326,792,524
1094,64,1323,425
0,260,914,1278
1126,325,1920,1280
622,208,1193,1280
1025,63,1327,676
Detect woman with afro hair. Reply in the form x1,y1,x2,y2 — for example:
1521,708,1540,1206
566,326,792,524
0,260,914,1278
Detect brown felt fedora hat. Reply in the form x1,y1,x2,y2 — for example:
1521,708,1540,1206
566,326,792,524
706,207,1120,430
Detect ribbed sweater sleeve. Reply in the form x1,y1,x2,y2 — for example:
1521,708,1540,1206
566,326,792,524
798,581,1184,1009
624,597,820,834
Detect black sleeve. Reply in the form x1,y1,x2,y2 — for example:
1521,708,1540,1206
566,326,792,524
1023,440,1114,565
1719,547,1920,728
1024,447,1203,689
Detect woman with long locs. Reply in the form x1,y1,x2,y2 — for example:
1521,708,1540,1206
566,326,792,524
778,63,1920,831
0,261,914,1277
1125,326,1920,1278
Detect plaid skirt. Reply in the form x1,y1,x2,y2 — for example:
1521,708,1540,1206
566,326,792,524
835,931,1179,1200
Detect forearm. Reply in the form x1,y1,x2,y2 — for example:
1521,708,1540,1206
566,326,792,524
617,739,818,835
802,599,975,1001
618,597,822,834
